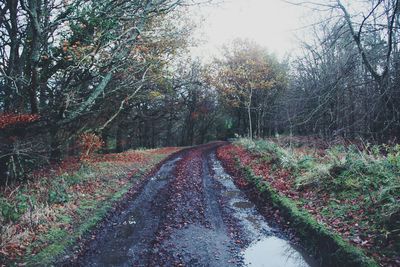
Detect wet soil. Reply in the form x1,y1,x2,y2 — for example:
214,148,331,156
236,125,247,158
69,143,316,267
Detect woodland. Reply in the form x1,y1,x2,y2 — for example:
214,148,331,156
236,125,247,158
0,0,399,265
1,0,400,183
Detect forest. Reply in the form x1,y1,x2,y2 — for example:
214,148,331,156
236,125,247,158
1,0,400,183
0,0,399,266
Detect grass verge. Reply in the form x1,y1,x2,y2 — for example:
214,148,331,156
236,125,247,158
217,140,384,266
0,147,180,266
242,163,377,266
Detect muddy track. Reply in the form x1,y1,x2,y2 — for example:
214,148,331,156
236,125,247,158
69,143,315,267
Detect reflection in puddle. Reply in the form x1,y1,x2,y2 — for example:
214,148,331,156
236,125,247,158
121,209,141,226
233,201,254,209
211,153,314,267
151,157,181,180
243,236,309,267
224,190,241,198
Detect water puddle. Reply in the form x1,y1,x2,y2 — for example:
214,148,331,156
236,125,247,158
243,236,309,267
224,190,241,198
233,201,254,209
151,157,181,180
210,154,315,267
122,209,140,226
211,154,272,238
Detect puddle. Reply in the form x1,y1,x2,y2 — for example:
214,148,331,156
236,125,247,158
233,201,254,209
210,153,315,267
245,215,262,230
243,237,309,267
78,155,182,266
151,157,181,180
123,211,140,226
211,154,272,237
224,190,241,198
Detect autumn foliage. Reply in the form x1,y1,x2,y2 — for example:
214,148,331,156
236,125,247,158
78,133,104,160
0,113,40,129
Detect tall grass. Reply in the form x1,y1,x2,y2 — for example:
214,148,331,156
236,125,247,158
234,138,400,230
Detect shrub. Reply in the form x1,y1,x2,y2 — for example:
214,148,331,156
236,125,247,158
297,143,399,229
0,197,20,222
1,137,47,185
296,155,316,171
78,133,104,161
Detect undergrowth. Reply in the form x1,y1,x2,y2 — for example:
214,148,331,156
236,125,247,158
233,137,400,265
0,147,179,265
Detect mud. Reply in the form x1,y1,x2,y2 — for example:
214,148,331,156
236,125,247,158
70,143,316,267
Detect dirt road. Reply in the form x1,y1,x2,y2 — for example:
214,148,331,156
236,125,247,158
71,143,314,266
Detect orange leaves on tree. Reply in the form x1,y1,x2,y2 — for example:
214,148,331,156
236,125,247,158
0,113,40,129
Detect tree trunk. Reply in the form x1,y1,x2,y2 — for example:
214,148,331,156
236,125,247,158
116,123,125,153
5,0,20,112
50,128,61,161
247,88,253,139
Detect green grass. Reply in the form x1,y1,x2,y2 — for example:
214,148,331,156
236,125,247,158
1,148,180,266
229,137,400,265
237,161,378,267
25,180,133,266
235,138,400,231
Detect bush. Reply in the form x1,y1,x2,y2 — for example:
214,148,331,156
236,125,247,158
0,198,20,222
297,143,400,228
0,138,47,185
296,155,316,170
236,138,400,230
78,133,104,161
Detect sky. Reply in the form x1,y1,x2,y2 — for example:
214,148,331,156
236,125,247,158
189,0,311,61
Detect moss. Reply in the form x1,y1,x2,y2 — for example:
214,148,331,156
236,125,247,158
76,203,110,237
27,227,68,265
110,185,131,201
45,228,67,242
236,157,378,267
29,243,66,266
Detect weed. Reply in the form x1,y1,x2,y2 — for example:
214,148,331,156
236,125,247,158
0,197,19,222
48,182,69,204
228,137,399,265
296,163,331,190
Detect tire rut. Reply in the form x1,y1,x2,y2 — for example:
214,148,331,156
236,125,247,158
71,142,314,267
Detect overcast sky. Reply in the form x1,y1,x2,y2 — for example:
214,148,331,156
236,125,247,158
189,0,311,61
